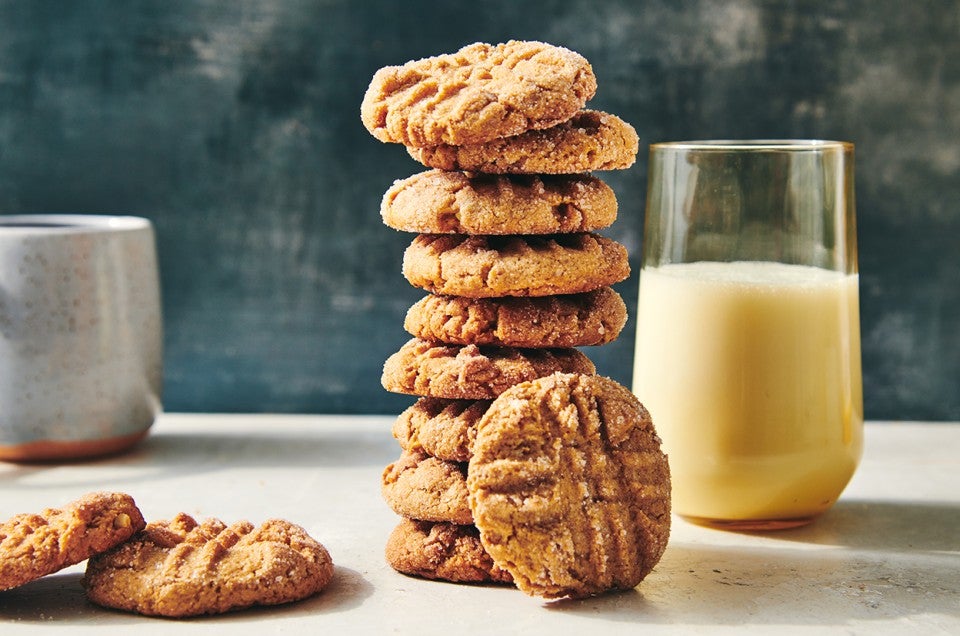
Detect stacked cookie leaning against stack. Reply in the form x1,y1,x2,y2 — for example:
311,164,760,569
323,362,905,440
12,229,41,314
361,41,671,599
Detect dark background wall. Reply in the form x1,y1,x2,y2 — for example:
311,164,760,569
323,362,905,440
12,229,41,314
0,0,956,420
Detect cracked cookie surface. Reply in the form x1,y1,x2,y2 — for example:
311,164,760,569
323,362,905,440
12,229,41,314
467,373,671,599
404,287,627,348
402,233,629,298
408,110,639,174
382,170,616,235
361,40,596,147
382,449,472,525
83,513,334,617
381,338,595,400
393,397,490,463
385,518,513,584
0,492,145,591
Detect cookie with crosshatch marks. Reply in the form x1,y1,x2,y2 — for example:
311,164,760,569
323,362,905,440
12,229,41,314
402,233,629,299
381,170,617,235
385,518,513,584
408,110,639,174
393,397,490,463
381,337,595,400
360,40,596,147
381,448,473,525
404,287,627,348
467,373,671,599
83,513,333,617
0,491,145,591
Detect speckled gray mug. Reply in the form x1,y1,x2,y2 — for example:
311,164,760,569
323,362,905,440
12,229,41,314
0,215,162,461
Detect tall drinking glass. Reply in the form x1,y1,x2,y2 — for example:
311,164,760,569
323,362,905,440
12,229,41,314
633,140,862,530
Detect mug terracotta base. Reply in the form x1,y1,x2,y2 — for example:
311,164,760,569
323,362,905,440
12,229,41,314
0,429,150,463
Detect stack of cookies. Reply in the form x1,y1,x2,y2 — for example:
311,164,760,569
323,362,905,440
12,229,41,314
362,41,670,599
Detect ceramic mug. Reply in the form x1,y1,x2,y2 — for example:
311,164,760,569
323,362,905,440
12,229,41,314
0,215,163,461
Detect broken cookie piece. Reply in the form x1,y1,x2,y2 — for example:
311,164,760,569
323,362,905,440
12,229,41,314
0,492,145,591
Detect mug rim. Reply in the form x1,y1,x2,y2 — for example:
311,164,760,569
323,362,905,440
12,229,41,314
0,214,152,233
650,139,853,152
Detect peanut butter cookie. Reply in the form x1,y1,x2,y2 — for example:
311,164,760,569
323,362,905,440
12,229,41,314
381,449,472,525
408,110,639,174
467,373,671,599
381,338,595,400
0,492,145,591
404,287,627,348
402,233,630,298
385,518,513,584
361,41,596,147
83,513,333,617
393,398,490,463
381,170,617,235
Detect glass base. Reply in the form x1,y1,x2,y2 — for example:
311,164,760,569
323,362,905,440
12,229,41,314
680,514,819,532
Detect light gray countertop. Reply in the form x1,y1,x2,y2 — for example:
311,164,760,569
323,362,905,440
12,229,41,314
1,415,957,634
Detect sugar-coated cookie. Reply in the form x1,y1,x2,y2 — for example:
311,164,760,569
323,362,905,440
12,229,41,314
393,398,489,463
83,513,334,617
404,287,627,348
361,41,596,147
0,492,145,591
381,338,596,400
385,518,513,584
468,373,671,599
408,110,638,174
381,449,472,525
382,170,617,235
402,233,630,298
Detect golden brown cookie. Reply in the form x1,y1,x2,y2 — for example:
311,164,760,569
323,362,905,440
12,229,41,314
381,449,472,525
393,398,490,463
408,110,639,174
467,373,671,599
360,41,596,147
404,288,628,348
381,338,596,400
385,518,513,584
83,513,334,617
402,233,630,298
381,170,617,235
0,492,145,591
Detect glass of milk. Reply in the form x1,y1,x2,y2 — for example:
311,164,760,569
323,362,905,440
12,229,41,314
633,140,862,530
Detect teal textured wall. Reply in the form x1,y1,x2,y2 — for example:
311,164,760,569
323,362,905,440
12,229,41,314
0,0,957,419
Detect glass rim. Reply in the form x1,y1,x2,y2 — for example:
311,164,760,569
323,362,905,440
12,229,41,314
650,139,853,152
